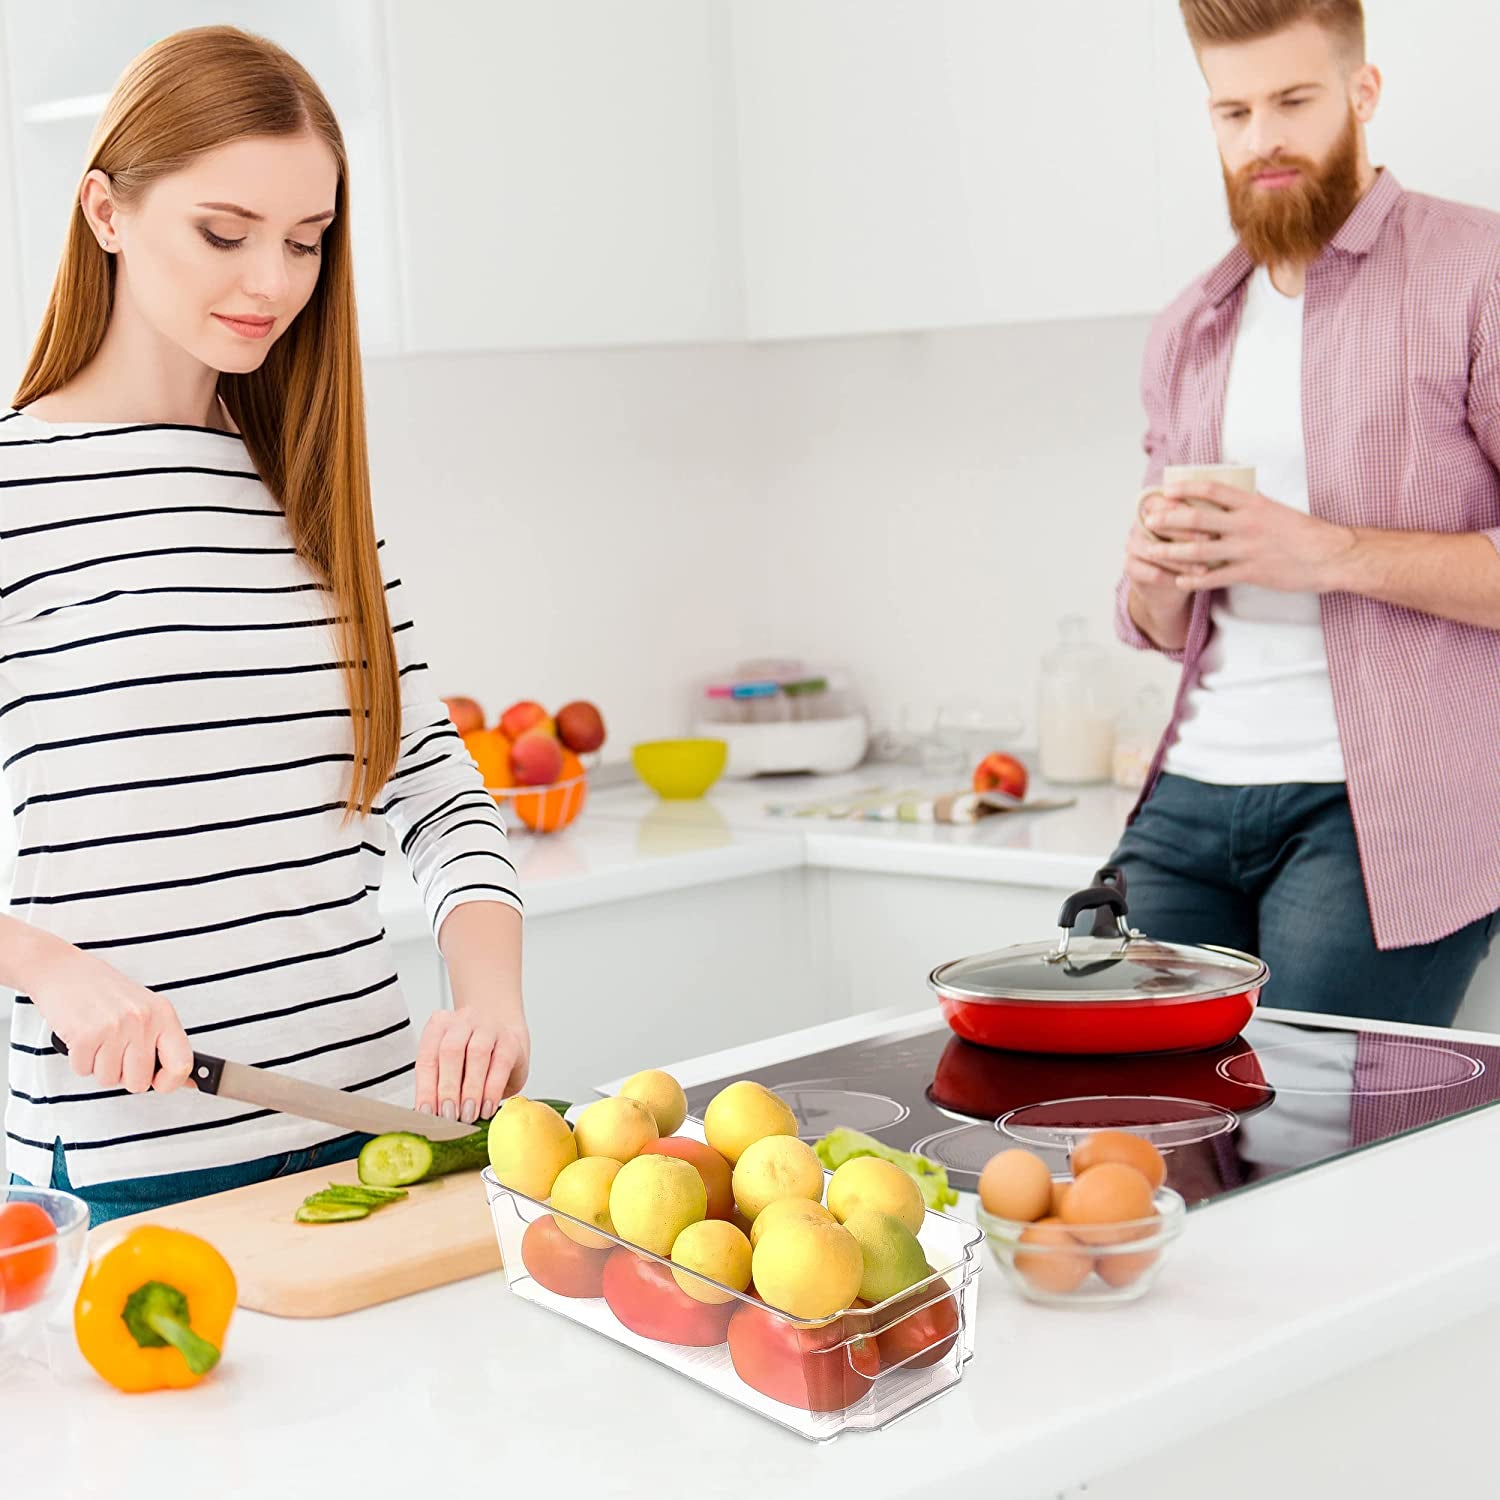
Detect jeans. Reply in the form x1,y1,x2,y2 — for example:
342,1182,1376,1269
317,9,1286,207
9,1132,370,1227
1105,774,1497,1027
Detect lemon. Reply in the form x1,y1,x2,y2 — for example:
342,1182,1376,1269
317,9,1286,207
751,1218,864,1321
573,1095,659,1163
748,1196,835,1250
608,1154,707,1257
731,1134,825,1221
618,1069,688,1137
826,1156,926,1234
671,1219,752,1304
549,1155,622,1248
842,1209,928,1304
487,1097,578,1201
703,1080,799,1166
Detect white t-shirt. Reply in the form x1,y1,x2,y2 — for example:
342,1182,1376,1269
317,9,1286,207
1163,265,1346,786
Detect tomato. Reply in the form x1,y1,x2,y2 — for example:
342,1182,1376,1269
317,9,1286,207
972,752,1028,800
519,1215,610,1299
601,1248,735,1346
638,1137,735,1221
727,1300,880,1413
0,1201,58,1313
874,1285,961,1372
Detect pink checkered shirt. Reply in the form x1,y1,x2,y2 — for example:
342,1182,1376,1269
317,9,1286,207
1116,169,1500,950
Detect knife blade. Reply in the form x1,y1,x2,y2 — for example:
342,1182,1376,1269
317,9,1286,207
50,1035,475,1142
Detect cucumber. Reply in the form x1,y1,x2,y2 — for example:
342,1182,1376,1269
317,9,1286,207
357,1126,490,1188
315,1184,408,1206
295,1201,371,1224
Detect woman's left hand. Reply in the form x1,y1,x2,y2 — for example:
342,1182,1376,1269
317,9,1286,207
414,1005,531,1124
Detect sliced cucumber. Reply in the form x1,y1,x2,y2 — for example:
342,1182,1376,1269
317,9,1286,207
295,1201,371,1224
315,1184,408,1206
358,1126,490,1188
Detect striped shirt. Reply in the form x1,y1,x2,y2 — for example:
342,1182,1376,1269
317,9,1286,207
1116,170,1500,951
1,410,522,1188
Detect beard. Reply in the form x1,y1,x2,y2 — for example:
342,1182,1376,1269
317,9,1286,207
1223,109,1364,265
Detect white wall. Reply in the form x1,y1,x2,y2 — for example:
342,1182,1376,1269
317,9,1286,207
363,316,1176,754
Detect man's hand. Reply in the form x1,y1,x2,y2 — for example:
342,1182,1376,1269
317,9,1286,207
1139,481,1358,592
1125,505,1195,651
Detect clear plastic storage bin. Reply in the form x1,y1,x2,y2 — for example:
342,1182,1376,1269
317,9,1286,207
482,1141,984,1442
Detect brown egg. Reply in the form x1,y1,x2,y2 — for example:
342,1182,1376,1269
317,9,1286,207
978,1149,1053,1223
1070,1130,1166,1190
1013,1217,1092,1295
1094,1212,1162,1289
1049,1179,1071,1218
1060,1162,1155,1246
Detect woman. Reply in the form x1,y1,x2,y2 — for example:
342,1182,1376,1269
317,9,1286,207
1,27,527,1225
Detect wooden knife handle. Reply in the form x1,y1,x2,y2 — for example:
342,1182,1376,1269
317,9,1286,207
50,1032,226,1094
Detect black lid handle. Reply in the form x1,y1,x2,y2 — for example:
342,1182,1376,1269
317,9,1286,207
1056,865,1130,935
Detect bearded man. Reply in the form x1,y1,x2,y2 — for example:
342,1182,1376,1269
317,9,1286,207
1108,0,1500,1024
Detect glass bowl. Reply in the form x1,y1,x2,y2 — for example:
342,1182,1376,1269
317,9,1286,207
0,1186,90,1376
487,772,588,834
977,1177,1185,1306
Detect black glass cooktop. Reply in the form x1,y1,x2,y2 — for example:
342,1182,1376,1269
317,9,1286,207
683,1014,1500,1208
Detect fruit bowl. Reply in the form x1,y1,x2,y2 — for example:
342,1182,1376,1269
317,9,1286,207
631,739,727,800
482,1120,984,1441
486,772,588,834
0,1186,90,1378
977,1177,1185,1307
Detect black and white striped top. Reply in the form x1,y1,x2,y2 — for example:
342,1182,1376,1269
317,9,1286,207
1,408,522,1189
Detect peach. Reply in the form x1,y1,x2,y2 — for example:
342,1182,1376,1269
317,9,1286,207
511,728,564,787
555,700,606,754
442,696,485,735
499,700,553,741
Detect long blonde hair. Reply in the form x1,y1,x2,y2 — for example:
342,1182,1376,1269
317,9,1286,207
13,25,399,817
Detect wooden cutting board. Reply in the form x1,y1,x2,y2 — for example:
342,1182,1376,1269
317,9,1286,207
95,1158,501,1318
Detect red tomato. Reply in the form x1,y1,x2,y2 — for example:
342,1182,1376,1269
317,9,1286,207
601,1249,735,1346
0,1201,58,1313
520,1216,610,1299
638,1136,735,1222
972,752,1028,800
874,1285,961,1372
727,1300,880,1413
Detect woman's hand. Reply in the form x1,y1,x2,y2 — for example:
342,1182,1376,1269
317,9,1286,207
413,1005,530,1124
28,940,194,1094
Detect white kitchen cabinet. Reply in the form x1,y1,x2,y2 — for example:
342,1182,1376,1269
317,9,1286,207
386,0,744,354
0,0,401,356
733,0,1164,340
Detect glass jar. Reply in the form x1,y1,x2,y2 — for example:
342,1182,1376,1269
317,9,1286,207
1037,616,1115,785
1113,685,1169,790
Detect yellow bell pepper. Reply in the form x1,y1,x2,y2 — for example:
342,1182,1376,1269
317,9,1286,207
74,1225,237,1392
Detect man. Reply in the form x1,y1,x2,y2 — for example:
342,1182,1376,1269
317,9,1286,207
1111,0,1500,1025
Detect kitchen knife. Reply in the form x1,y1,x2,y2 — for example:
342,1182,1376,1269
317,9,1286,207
50,1034,475,1142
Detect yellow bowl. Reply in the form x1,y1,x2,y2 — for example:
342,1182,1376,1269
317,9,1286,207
631,738,728,800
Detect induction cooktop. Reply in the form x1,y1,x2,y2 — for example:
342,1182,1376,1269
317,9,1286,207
682,1013,1500,1208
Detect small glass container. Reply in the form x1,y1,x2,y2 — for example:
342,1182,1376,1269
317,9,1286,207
1038,616,1116,785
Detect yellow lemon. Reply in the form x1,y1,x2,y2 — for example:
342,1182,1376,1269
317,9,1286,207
731,1135,825,1221
549,1155,622,1248
751,1218,864,1321
670,1219,752,1304
702,1080,799,1166
826,1156,926,1234
748,1196,835,1251
608,1154,707,1257
618,1069,688,1137
487,1097,577,1201
573,1095,659,1163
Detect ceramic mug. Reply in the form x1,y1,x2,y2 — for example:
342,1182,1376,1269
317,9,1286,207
1137,463,1256,543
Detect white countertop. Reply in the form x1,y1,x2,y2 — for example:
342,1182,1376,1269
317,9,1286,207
14,1002,1500,1500
377,767,1137,937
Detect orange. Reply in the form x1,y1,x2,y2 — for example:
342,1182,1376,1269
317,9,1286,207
463,727,513,791
512,749,587,833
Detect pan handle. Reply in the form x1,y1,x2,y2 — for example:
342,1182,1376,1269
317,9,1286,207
1089,866,1129,936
